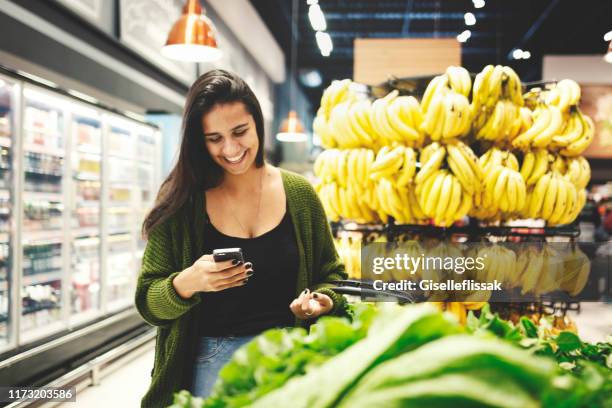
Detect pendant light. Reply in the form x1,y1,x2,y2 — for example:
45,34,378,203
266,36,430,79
605,41,612,64
161,0,222,63
276,0,308,143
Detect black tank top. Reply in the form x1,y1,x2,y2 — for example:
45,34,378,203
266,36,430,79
198,209,299,336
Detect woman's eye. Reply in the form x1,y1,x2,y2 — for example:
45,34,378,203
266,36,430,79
234,129,247,136
207,136,222,143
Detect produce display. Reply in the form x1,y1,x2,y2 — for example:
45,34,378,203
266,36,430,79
313,65,594,227
169,303,611,408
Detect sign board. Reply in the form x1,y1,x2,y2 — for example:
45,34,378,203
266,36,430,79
353,38,461,85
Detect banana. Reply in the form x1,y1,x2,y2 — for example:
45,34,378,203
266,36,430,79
456,142,484,181
528,172,551,218
386,97,421,143
532,105,564,148
520,150,536,182
396,147,417,187
558,180,577,225
347,101,375,147
421,75,449,112
434,173,453,224
369,145,404,179
541,173,559,220
424,171,447,217
560,114,594,156
456,189,473,221
415,145,446,185
493,168,510,211
548,176,568,225
502,66,524,107
576,156,591,189
487,65,504,108
472,65,494,111
551,110,583,147
526,149,550,185
483,165,504,208
422,94,446,140
443,176,463,226
505,169,518,212
446,143,477,195
512,106,552,149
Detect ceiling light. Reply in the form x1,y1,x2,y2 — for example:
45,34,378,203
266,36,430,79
604,31,612,42
512,49,524,59
300,69,323,87
316,31,333,55
276,110,308,142
473,0,485,9
522,50,531,59
161,0,222,62
457,30,471,43
605,41,612,64
306,0,318,4
464,12,476,26
308,4,327,31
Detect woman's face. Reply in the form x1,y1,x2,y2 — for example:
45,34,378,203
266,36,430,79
202,102,259,176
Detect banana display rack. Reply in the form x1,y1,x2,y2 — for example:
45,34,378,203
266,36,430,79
330,220,581,241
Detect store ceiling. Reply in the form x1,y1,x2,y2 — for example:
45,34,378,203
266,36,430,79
249,0,612,110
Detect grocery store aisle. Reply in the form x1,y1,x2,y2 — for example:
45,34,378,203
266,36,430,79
58,347,154,408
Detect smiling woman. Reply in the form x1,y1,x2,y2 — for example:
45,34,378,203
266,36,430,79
135,70,348,407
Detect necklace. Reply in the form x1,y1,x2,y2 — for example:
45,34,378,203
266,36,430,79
223,168,265,238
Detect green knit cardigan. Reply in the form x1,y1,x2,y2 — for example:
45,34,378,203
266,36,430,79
135,169,348,407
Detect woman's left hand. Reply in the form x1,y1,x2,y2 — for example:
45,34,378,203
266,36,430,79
290,289,333,320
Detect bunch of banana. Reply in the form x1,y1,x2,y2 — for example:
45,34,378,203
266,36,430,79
314,148,375,187
474,99,521,142
328,101,376,149
558,246,590,296
371,90,425,147
445,140,484,195
564,156,591,189
420,71,472,141
319,79,356,119
334,233,362,279
558,110,595,157
519,149,550,186
374,176,426,224
475,149,526,216
318,181,379,223
417,169,473,226
511,103,564,150
476,244,517,286
369,145,406,181
545,79,581,112
445,66,472,97
524,171,582,225
314,79,358,148
472,65,525,143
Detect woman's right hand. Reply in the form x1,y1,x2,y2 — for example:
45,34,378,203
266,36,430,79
172,254,253,299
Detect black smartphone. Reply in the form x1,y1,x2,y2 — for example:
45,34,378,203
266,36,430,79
212,248,244,264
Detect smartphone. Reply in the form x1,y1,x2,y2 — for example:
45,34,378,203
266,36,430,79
212,248,244,264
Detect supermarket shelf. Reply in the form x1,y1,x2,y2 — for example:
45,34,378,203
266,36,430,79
0,232,9,243
108,229,133,237
24,168,62,177
73,236,100,247
23,270,62,285
107,298,133,313
75,145,101,155
20,320,66,346
23,191,63,202
22,229,63,244
23,143,64,157
69,309,102,328
74,172,100,181
72,227,100,237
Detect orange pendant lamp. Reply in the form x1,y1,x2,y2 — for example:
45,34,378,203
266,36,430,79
161,0,222,62
276,0,308,143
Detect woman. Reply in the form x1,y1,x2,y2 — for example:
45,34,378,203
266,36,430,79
135,70,347,407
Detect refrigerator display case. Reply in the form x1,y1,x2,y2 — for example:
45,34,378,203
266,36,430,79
0,75,18,351
104,115,137,312
20,86,67,343
68,104,102,325
0,70,162,353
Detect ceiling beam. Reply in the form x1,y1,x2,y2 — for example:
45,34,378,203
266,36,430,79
325,12,492,20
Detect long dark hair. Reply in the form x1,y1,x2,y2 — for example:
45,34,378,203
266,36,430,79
142,69,266,236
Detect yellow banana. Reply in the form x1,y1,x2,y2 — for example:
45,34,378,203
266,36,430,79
541,173,559,220
415,145,446,185
560,114,594,156
532,105,564,148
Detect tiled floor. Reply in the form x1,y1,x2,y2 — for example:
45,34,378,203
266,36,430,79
57,347,154,408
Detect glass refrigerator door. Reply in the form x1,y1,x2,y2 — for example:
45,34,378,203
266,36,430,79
105,119,135,311
0,76,18,350
69,106,102,324
135,128,157,262
21,87,67,342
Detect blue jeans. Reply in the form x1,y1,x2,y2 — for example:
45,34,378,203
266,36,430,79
190,335,256,398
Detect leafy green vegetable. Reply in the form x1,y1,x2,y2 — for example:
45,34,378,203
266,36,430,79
250,305,460,408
